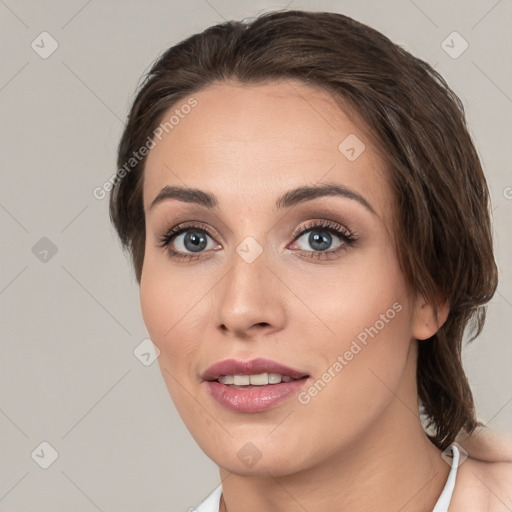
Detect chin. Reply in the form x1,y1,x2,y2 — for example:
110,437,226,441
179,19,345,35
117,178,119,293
216,451,301,477
197,432,311,477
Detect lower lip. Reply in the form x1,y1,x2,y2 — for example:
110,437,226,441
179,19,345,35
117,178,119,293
205,378,309,413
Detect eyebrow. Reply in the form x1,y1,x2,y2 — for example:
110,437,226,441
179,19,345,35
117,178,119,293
149,182,376,215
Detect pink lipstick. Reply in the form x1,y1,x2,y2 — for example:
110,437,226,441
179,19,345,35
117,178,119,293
202,358,310,413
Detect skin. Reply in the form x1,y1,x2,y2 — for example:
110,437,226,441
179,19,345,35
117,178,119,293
139,80,511,511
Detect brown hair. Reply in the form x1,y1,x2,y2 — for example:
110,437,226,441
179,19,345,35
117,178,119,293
109,9,498,450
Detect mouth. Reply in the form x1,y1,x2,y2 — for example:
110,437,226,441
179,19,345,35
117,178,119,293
202,358,310,412
201,357,309,382
216,372,304,387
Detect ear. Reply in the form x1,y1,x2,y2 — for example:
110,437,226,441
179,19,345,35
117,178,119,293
412,293,450,341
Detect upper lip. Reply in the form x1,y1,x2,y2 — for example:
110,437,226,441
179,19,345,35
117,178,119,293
201,358,309,381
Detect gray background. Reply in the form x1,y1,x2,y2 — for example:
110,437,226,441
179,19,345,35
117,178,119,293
0,0,511,510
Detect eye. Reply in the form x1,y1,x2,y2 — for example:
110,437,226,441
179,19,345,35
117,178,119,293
289,220,357,260
157,219,357,262
157,223,220,261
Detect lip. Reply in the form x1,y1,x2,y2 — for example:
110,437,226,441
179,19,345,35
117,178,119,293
202,358,310,413
201,357,308,381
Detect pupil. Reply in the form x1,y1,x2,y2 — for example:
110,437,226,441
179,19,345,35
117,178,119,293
310,231,331,251
184,231,207,252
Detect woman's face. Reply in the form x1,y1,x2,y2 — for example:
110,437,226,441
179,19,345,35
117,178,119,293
140,80,431,475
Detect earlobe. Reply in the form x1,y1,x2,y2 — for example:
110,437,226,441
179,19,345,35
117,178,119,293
412,294,450,341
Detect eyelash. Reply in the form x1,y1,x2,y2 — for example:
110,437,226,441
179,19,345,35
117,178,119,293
156,220,358,262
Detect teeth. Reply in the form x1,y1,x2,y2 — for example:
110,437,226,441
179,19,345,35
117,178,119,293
250,373,268,385
218,373,297,385
233,375,250,385
268,373,282,384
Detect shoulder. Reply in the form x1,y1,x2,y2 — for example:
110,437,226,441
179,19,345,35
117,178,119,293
456,426,512,464
483,460,512,506
449,458,512,511
451,427,512,511
458,458,512,511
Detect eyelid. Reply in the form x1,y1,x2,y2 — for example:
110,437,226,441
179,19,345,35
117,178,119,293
290,219,354,240
156,221,220,249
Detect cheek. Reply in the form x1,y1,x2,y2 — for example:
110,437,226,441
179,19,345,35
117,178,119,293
139,253,196,364
293,245,414,417
139,270,170,342
139,264,202,416
140,245,195,337
287,241,410,349
139,250,216,385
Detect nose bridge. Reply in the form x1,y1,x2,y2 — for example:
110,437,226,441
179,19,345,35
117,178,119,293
226,234,269,310
213,234,284,335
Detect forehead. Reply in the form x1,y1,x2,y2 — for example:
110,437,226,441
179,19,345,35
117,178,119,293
142,80,389,218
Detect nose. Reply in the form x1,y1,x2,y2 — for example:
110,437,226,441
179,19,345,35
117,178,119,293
213,244,286,340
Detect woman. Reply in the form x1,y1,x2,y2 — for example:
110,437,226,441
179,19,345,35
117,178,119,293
109,9,512,511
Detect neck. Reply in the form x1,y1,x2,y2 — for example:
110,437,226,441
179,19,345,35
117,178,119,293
220,417,449,512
